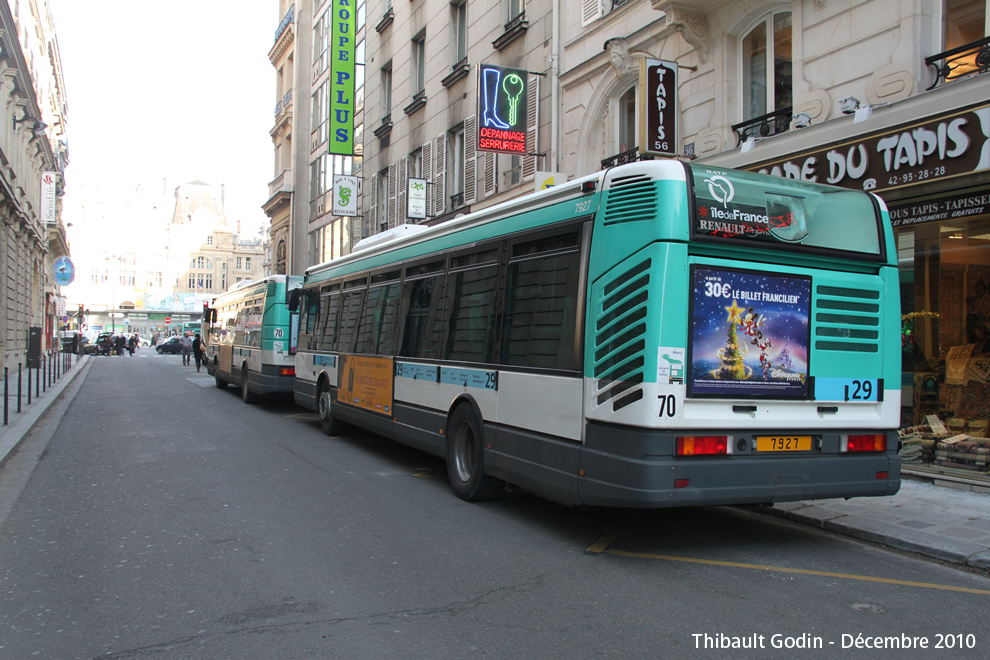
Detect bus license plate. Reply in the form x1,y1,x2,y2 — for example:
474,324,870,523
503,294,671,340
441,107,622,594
756,436,812,452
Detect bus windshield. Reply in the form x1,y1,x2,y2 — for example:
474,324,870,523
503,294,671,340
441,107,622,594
689,165,884,257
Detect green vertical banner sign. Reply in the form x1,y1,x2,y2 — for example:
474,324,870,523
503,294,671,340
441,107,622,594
329,0,357,155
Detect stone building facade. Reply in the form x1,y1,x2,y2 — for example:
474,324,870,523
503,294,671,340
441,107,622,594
0,0,69,373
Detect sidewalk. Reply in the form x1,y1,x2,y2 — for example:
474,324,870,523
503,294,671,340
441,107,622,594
759,478,990,569
1,358,989,570
0,354,91,468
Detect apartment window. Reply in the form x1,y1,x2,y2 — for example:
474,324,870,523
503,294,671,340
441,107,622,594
741,12,792,121
449,126,465,207
377,168,390,230
245,257,252,270
409,149,424,178
221,274,227,290
505,154,522,188
618,87,637,154
507,0,524,23
188,274,196,289
946,0,987,50
412,32,426,96
205,274,213,290
452,1,467,64
207,236,213,246
382,62,393,120
237,257,242,269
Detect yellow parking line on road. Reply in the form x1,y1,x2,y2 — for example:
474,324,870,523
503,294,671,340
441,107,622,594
602,549,990,595
587,526,990,595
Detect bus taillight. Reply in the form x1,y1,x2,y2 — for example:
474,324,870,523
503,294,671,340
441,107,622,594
846,434,886,452
279,367,295,377
675,436,727,456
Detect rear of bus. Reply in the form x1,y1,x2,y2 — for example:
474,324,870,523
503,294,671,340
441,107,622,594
579,160,900,507
255,275,302,394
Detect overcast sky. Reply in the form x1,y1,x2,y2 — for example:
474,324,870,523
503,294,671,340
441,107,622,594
49,0,277,235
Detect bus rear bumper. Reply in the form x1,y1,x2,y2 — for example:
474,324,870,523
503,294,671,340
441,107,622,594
250,370,296,396
576,426,901,508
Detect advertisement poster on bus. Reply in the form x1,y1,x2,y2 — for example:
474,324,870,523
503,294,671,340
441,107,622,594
688,266,811,399
338,355,394,415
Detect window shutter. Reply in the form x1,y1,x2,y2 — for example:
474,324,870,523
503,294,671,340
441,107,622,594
422,140,433,217
433,133,447,216
483,152,498,198
368,172,378,233
387,162,398,229
463,115,477,205
523,77,539,182
397,155,408,224
581,0,602,27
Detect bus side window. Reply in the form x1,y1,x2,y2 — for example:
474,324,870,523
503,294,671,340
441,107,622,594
376,283,401,355
336,290,365,353
398,274,445,359
502,231,582,370
444,263,500,363
321,293,340,352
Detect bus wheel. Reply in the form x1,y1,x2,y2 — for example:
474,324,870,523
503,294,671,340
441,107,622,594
241,366,257,404
446,405,496,501
318,382,342,436
215,366,227,389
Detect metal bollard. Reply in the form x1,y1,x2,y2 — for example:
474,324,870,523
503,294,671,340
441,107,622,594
28,362,32,405
42,356,46,393
4,366,7,426
18,362,21,413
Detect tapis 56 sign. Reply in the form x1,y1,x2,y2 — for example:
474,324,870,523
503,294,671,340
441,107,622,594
476,64,528,155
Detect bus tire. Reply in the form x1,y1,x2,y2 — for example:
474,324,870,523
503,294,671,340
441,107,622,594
318,381,342,436
215,365,227,389
241,366,257,404
446,405,497,501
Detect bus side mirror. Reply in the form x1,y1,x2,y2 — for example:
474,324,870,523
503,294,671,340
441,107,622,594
211,309,217,323
287,288,301,312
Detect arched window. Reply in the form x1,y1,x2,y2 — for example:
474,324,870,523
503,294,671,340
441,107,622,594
276,240,287,275
741,12,792,121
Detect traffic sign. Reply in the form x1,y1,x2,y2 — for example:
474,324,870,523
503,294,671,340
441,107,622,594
165,317,171,325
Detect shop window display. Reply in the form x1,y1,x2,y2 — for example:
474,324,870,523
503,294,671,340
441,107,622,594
898,217,990,476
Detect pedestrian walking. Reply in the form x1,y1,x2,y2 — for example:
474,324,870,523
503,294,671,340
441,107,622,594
180,332,193,365
192,334,204,372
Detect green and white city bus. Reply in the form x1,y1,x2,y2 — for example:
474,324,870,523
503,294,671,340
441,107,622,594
291,160,901,507
205,275,302,403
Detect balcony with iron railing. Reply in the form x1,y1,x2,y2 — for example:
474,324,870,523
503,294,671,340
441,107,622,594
274,89,293,120
731,107,793,146
274,4,295,44
601,147,654,170
926,36,990,90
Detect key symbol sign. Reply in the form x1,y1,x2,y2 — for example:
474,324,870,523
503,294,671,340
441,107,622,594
502,74,524,125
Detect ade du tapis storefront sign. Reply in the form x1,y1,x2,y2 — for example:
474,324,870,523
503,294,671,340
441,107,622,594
742,101,990,227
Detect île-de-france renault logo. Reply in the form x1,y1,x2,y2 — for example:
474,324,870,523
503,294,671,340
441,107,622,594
704,175,734,205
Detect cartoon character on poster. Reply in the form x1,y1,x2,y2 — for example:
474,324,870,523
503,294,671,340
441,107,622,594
690,267,810,398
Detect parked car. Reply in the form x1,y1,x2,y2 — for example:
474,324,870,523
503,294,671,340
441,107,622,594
156,337,183,354
80,337,98,355
96,333,114,356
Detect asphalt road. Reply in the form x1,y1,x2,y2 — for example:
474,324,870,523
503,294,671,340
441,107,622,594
1,352,988,658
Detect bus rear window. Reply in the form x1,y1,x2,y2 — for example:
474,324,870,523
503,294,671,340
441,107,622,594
689,165,883,257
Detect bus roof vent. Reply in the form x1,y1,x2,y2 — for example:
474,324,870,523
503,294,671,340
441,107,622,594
267,281,277,297
602,175,658,226
593,259,651,411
